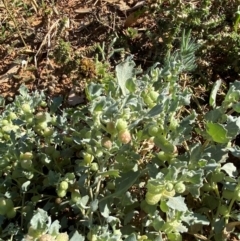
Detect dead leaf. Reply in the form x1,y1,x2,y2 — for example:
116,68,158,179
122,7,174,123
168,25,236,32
225,221,240,232
124,12,139,27
75,7,92,13
124,10,146,27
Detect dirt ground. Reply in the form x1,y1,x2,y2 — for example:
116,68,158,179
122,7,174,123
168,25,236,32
0,0,157,105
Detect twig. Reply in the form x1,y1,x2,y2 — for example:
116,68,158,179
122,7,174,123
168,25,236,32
34,19,60,67
2,0,27,47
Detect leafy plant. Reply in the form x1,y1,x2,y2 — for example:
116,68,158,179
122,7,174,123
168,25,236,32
0,30,240,241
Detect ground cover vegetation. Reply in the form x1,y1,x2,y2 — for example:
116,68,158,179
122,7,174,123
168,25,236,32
1,0,240,241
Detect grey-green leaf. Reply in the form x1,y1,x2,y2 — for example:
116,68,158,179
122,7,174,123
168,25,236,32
206,122,229,143
70,230,85,241
209,79,221,108
167,196,188,212
116,57,135,96
90,199,99,212
48,220,60,236
221,163,237,177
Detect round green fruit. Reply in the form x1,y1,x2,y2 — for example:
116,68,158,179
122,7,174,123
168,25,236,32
37,121,48,130
25,113,34,124
1,119,9,126
145,192,162,205
8,112,17,120
20,159,33,170
106,181,115,191
90,162,99,172
22,103,32,114
211,171,225,183
20,152,33,161
40,101,48,108
149,90,159,102
83,152,94,164
165,183,174,192
63,136,73,145
6,208,16,219
57,189,67,198
174,182,186,194
106,121,116,135
43,127,54,137
156,151,176,162
116,119,128,131
148,124,159,137
143,96,155,108
65,172,75,181
59,181,69,191
0,198,14,215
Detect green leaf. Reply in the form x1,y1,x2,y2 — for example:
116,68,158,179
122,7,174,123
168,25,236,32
225,116,240,138
76,195,89,209
173,111,197,142
189,143,202,164
232,103,240,113
221,163,237,177
100,170,143,203
223,81,240,108
125,233,137,241
50,96,63,113
227,146,240,158
18,84,29,97
69,230,85,241
146,104,163,117
116,57,135,96
167,196,187,212
204,108,224,122
100,204,110,218
206,122,229,143
86,83,103,100
209,79,221,108
152,216,164,232
48,220,60,236
91,96,106,112
90,199,98,212
126,78,136,93
30,208,50,231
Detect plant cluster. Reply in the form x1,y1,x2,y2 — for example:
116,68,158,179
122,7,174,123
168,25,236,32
1,30,240,241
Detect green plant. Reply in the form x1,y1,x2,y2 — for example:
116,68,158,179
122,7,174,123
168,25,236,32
1,30,240,241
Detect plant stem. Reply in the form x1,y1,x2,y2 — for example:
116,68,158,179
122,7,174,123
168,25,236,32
3,0,27,47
